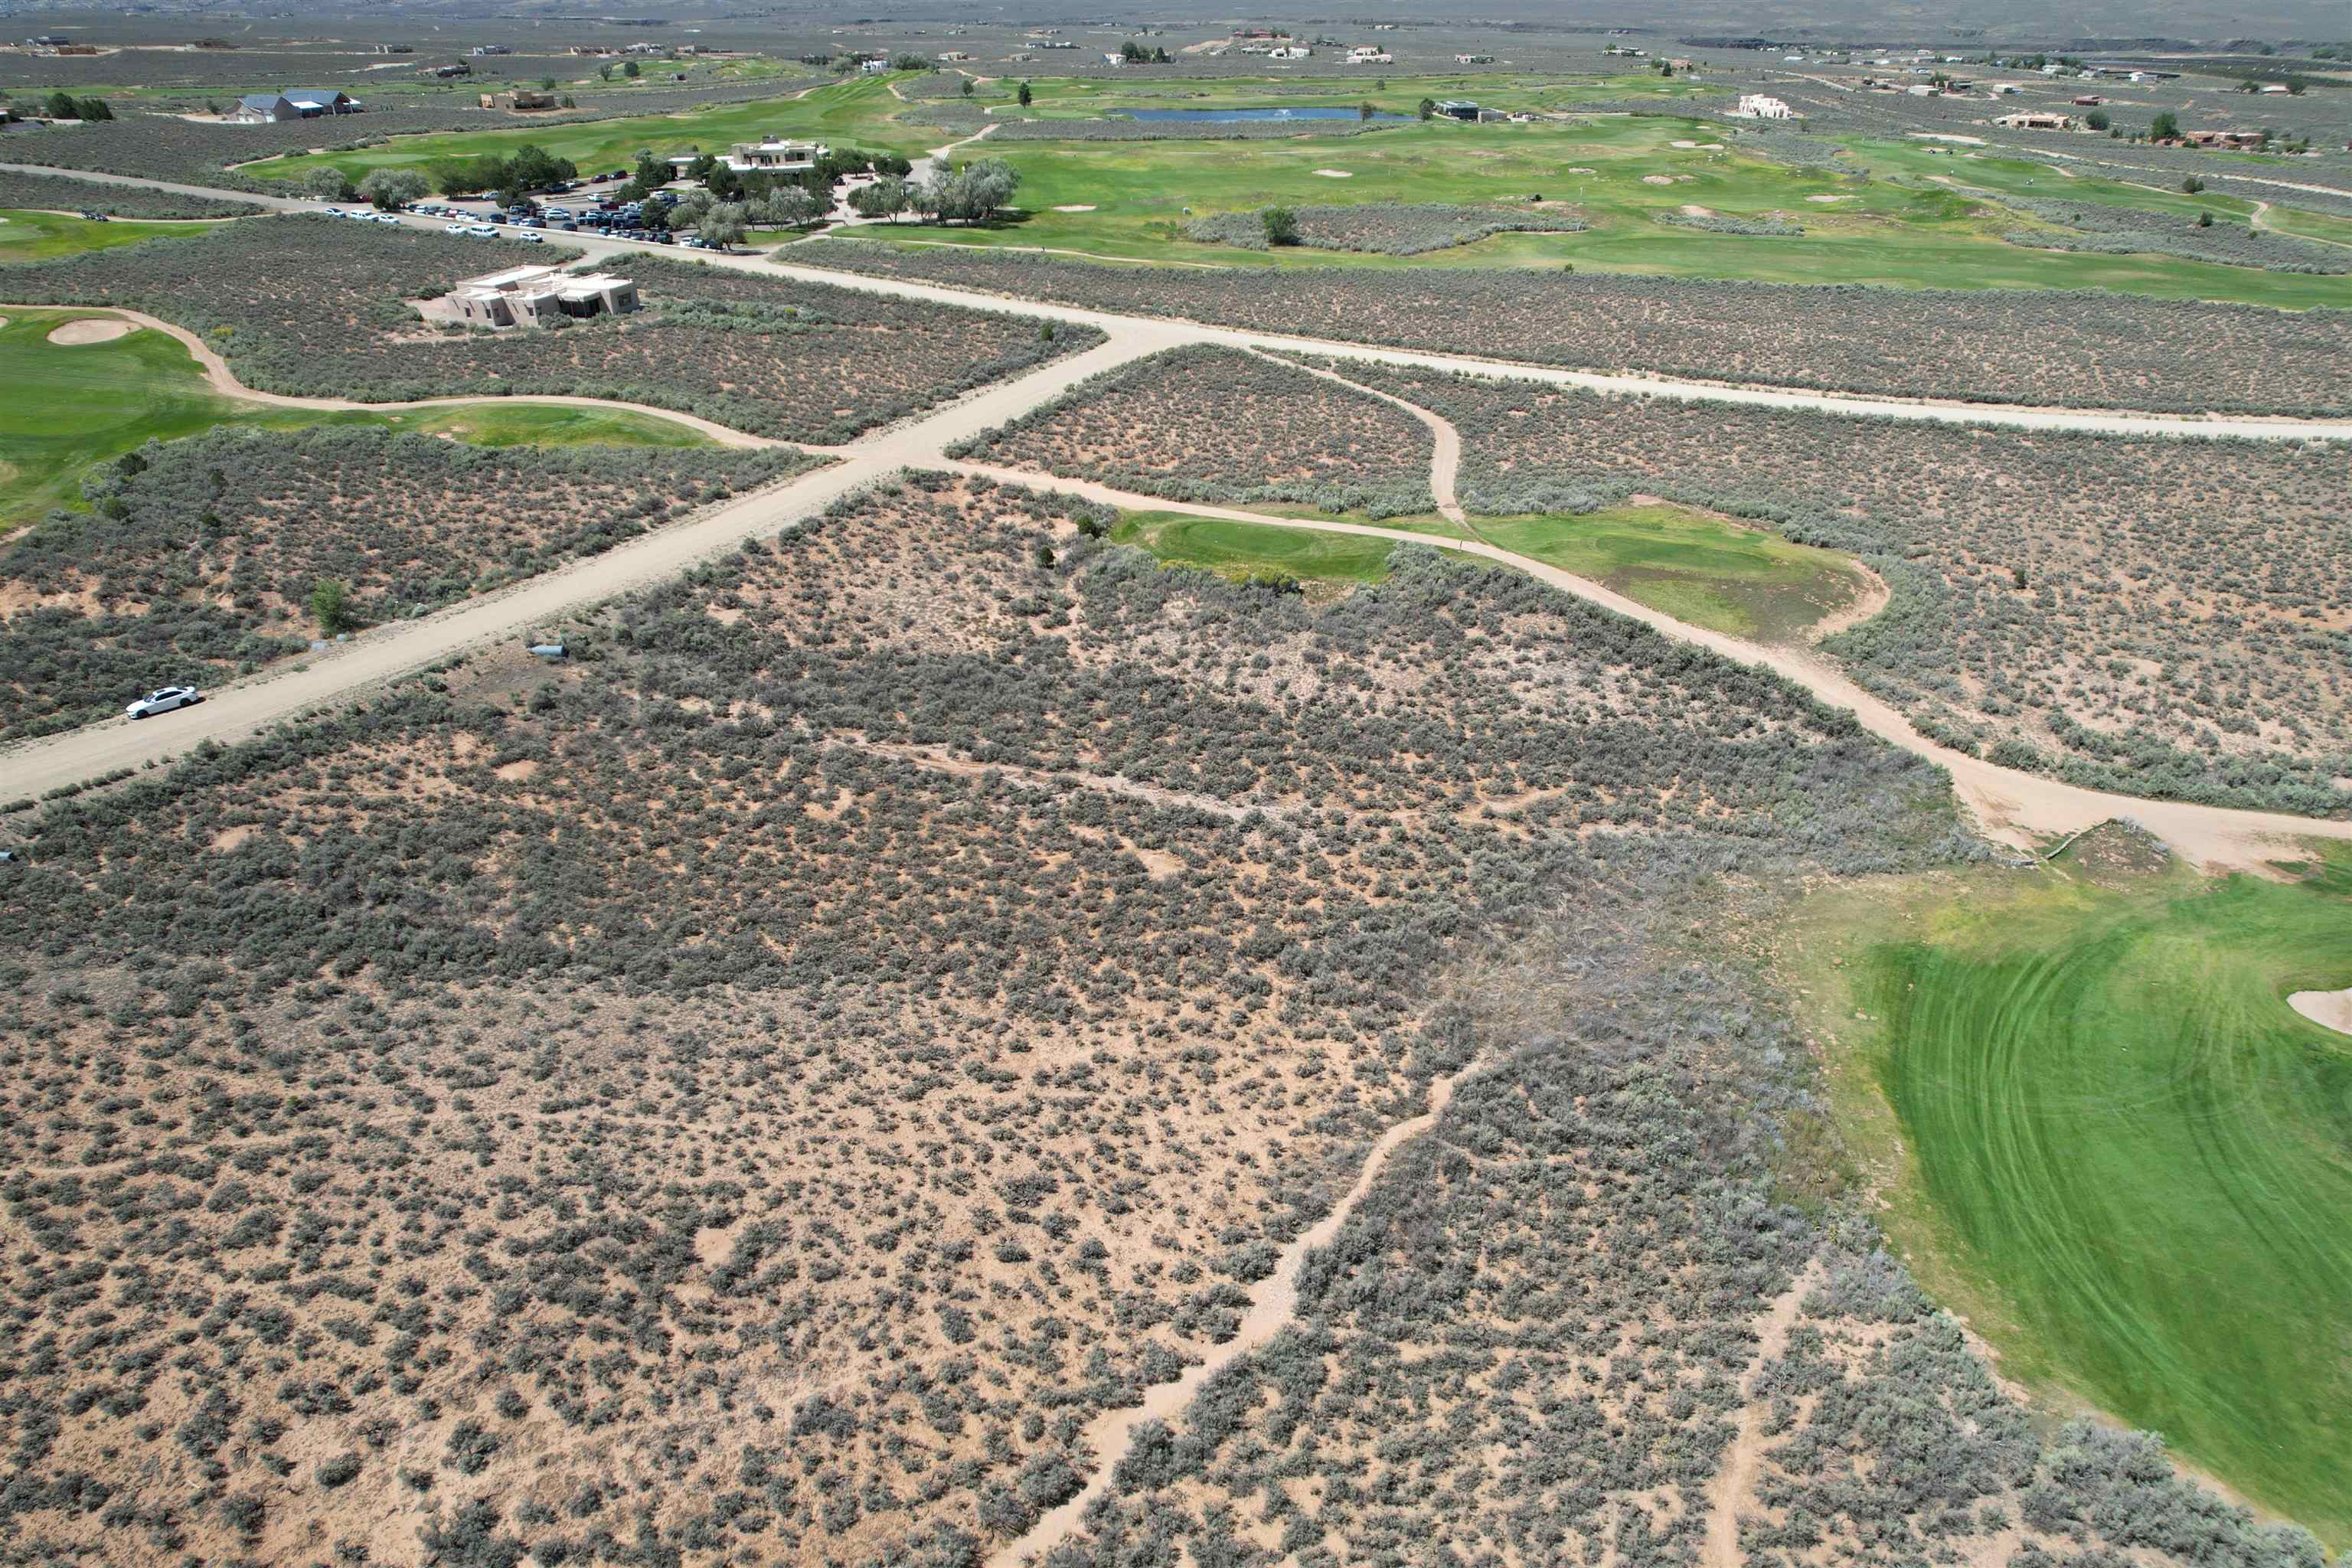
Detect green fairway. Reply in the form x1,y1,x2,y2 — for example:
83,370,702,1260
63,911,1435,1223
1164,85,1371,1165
250,75,939,187
1794,847,2352,1545
1113,510,1403,596
1476,502,1871,641
242,76,2352,306
0,208,217,264
0,310,717,530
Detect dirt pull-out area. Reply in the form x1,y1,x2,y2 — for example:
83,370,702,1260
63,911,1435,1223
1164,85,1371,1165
2288,988,2352,1035
47,318,132,345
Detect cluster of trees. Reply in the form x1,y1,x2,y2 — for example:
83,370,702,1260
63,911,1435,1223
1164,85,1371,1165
846,157,1021,224
421,142,578,202
1119,39,1175,63
40,91,113,120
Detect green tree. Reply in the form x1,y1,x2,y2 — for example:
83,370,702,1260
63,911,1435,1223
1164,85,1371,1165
302,166,354,201
358,168,428,211
1263,206,1300,246
1018,80,1034,107
77,97,113,121
311,580,355,635
43,90,78,119
2181,174,2204,194
1418,96,1437,120
697,201,750,250
961,77,975,96
622,59,641,79
2149,109,2180,140
1358,100,1377,120
2085,109,2110,130
847,175,907,219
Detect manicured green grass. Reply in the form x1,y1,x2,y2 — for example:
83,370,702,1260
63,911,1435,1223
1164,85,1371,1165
852,110,2352,307
1475,502,1870,641
1112,510,1403,596
243,76,2352,305
0,208,217,264
250,75,939,187
1792,850,2352,1546
0,310,716,529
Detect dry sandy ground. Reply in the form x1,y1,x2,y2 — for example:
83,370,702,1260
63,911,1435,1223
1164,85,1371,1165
988,1060,1478,1568
45,317,130,345
1312,168,1354,178
2288,988,2352,1035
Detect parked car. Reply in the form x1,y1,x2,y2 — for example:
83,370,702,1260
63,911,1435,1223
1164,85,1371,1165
79,209,109,221
465,224,497,237
126,686,201,720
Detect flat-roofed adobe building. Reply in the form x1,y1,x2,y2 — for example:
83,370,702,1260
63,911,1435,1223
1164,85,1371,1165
446,266,639,328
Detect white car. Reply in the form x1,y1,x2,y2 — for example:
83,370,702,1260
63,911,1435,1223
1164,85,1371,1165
465,224,497,237
371,212,402,224
125,686,201,720
445,222,469,234
516,232,544,243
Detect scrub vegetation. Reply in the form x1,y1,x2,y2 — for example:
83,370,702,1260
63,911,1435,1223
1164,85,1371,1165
1181,201,1588,255
4,217,1100,443
795,238,2352,416
0,169,260,219
1788,831,2352,1543
1323,361,2352,815
956,345,1436,518
0,426,818,740
0,470,1976,1566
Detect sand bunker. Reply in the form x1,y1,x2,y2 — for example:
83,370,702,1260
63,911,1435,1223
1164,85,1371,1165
1671,139,1700,148
2288,988,2352,1036
1669,139,1728,150
1642,174,1676,185
1680,204,1716,217
47,318,132,346
1806,194,1854,203
1052,204,1097,212
1568,166,1597,174
1312,168,1354,178
1911,132,1986,145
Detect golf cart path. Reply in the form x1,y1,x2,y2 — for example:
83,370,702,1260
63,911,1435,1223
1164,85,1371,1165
0,302,789,449
7,162,2350,441
1259,348,1468,522
942,459,2352,872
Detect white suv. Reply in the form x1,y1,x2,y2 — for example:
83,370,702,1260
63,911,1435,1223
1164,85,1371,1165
126,686,201,720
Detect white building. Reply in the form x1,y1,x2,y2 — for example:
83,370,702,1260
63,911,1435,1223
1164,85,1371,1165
447,266,639,328
1348,47,1393,64
1732,94,1798,119
667,137,829,175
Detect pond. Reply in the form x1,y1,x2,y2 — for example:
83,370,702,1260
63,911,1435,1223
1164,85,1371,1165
1122,106,1409,122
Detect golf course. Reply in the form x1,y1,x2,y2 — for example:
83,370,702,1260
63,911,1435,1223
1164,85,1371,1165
1794,838,2352,1546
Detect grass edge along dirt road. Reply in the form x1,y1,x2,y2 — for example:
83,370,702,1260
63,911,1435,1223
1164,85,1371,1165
1781,844,2352,1546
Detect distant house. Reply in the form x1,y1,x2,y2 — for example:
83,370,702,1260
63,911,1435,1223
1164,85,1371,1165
1731,94,1798,119
425,62,472,79
1348,47,1393,64
229,90,361,122
2073,95,2104,106
482,90,557,111
1435,99,1483,121
1455,54,1494,64
2184,129,2265,149
1994,110,2074,131
448,266,639,328
668,137,829,174
859,58,890,74
471,44,512,57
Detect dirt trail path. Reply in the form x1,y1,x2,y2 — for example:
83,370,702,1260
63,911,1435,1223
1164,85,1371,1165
0,303,789,449
986,1060,1478,1568
1258,349,1468,523
1703,1262,1819,1568
942,459,2352,871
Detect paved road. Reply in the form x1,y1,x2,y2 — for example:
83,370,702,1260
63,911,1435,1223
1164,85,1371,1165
9,162,2350,442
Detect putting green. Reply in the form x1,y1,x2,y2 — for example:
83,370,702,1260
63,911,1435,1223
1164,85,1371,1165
1794,843,2352,1546
1476,502,1870,642
0,311,717,530
1113,510,1403,597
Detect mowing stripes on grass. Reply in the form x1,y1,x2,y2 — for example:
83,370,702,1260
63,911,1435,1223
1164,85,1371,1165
1826,863,2352,1545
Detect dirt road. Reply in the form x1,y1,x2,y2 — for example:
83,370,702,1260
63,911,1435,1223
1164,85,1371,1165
8,162,2348,442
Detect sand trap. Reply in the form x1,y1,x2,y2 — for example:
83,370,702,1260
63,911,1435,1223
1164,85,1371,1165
2288,988,2352,1036
1642,174,1676,186
1680,204,1716,217
1568,166,1596,174
1312,168,1354,178
1910,132,1986,145
1671,139,1701,148
1806,193,1854,203
1051,204,1097,212
47,318,131,345
1668,139,1728,150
